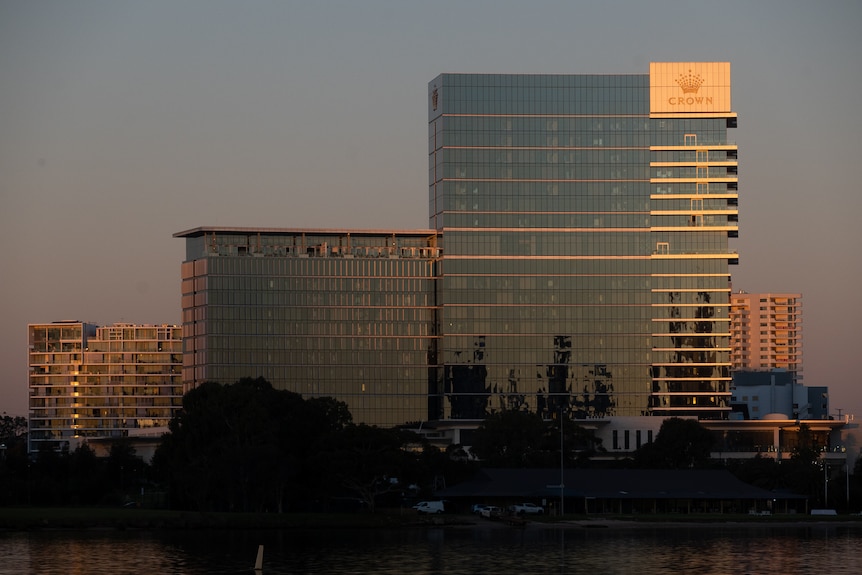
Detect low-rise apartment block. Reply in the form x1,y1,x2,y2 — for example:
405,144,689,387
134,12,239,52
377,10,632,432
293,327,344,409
28,321,182,453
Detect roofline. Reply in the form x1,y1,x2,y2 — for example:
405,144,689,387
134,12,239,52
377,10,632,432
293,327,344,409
173,226,438,238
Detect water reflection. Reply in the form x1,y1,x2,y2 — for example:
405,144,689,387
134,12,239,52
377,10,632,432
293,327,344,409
1,524,860,575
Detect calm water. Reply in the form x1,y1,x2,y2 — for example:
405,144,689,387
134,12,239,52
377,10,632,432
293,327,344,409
1,523,861,574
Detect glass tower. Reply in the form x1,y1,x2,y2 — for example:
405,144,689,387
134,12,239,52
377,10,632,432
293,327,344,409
175,227,441,427
428,63,738,420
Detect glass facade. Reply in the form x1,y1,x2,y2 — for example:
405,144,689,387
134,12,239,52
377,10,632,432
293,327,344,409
429,67,738,421
177,63,738,428
176,228,441,427
28,322,183,452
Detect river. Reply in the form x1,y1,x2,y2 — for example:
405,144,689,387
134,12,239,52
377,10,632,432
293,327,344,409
1,522,860,574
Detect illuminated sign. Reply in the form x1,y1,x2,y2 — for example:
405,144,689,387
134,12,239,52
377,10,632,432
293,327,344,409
650,62,731,114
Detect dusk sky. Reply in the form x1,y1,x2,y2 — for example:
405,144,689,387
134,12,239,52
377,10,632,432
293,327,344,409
2,1,860,434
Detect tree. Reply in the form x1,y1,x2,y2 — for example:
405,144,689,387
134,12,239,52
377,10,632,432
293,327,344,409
634,417,715,469
546,416,605,467
470,410,547,467
105,439,147,504
67,443,106,505
0,414,27,441
781,424,825,504
153,377,354,512
470,410,603,468
725,454,785,492
314,424,414,512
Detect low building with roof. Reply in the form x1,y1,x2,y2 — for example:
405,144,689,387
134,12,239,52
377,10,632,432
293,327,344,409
436,468,807,516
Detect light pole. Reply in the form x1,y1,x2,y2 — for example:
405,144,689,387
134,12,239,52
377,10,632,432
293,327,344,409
560,408,564,517
823,461,828,507
547,408,566,517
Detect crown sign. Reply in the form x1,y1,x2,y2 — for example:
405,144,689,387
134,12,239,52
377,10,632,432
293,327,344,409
675,70,704,94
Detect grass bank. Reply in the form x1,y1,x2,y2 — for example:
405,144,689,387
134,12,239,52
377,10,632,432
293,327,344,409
0,507,426,531
2,507,860,531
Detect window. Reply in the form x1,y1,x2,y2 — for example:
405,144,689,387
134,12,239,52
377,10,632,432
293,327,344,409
613,430,619,450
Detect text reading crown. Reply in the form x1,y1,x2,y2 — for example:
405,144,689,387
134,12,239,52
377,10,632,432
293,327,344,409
675,70,704,94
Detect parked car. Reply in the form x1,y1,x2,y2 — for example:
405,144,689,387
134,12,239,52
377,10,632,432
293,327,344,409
509,503,544,515
480,505,503,519
471,504,487,515
413,501,445,514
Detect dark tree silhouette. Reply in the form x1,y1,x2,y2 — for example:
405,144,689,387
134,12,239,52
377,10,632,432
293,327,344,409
470,410,601,468
153,377,355,512
634,417,715,469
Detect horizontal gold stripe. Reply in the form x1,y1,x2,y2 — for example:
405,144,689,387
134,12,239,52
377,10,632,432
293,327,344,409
650,177,737,183
651,288,731,292
651,161,738,167
649,112,738,118
650,145,738,151
444,255,649,260
650,253,738,259
442,113,649,118
443,146,646,151
651,211,738,216
649,226,738,232
445,227,646,232
651,194,738,199
445,178,648,183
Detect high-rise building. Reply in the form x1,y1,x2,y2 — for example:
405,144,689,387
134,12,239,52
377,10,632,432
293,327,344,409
428,63,738,420
28,322,183,453
174,228,441,427
730,292,802,383
177,62,739,426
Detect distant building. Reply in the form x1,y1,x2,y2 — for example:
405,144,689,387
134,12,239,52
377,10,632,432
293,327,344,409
731,369,828,421
730,292,802,384
28,322,182,453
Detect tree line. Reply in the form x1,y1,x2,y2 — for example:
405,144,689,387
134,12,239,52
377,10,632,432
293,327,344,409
2,386,861,512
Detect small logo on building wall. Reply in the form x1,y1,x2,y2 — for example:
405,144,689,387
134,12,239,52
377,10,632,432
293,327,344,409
668,69,712,105
432,88,438,111
675,69,704,93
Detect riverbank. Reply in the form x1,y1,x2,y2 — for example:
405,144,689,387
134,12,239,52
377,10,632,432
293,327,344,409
2,507,861,532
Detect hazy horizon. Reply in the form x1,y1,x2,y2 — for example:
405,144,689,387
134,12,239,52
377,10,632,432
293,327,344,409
2,2,860,440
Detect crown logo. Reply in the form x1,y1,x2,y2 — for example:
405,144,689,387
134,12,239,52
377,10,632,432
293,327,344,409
675,69,704,94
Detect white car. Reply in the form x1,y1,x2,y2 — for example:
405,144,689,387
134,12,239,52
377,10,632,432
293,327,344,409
413,501,445,514
480,505,502,519
510,503,544,515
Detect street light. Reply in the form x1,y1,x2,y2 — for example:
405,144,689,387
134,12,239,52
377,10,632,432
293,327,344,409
546,407,565,517
560,408,564,517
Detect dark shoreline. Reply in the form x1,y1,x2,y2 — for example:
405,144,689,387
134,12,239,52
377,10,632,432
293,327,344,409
2,507,862,532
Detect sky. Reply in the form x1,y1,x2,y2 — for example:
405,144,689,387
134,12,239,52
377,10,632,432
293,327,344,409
1,1,860,434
